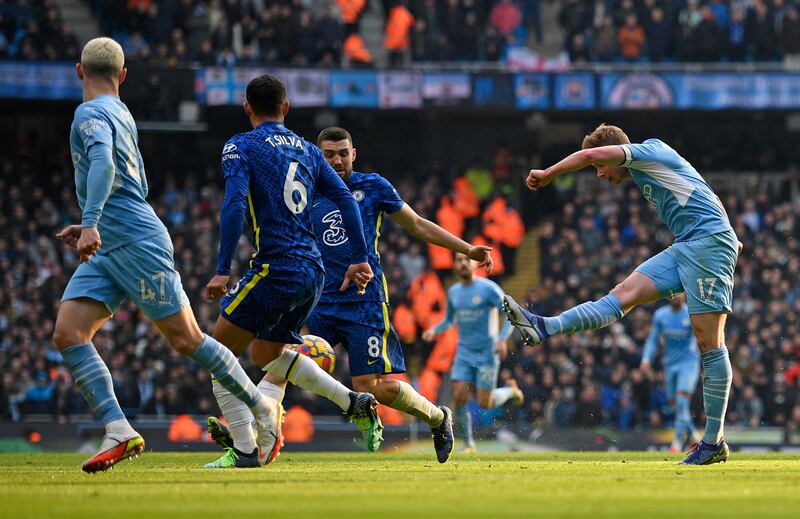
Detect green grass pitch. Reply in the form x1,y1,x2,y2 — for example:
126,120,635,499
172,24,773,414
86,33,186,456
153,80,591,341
2,451,799,518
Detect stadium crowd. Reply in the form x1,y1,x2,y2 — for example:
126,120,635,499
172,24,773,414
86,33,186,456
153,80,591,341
1,130,798,442
4,1,800,66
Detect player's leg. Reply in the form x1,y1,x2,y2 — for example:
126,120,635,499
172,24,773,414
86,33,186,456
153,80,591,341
676,231,737,465
55,260,143,472
664,367,682,451
451,366,476,451
504,248,681,344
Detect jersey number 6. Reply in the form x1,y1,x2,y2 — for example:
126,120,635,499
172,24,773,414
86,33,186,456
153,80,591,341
284,161,308,214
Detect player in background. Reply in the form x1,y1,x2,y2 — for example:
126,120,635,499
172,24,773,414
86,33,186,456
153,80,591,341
207,127,494,464
202,77,380,468
503,123,742,465
53,38,280,473
423,253,522,452
640,294,701,452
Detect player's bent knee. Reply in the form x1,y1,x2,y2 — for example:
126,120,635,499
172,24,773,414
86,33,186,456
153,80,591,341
166,335,201,356
52,328,86,350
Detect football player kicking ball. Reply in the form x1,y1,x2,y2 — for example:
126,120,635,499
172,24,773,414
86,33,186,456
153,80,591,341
55,38,280,473
503,124,742,465
201,78,382,468
422,253,522,452
207,127,494,465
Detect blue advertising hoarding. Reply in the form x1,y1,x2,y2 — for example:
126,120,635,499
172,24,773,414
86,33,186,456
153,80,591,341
553,73,595,110
602,72,800,109
0,62,82,100
473,74,515,107
330,71,378,108
514,73,550,109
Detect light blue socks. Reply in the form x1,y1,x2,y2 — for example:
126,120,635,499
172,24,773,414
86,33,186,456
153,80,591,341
192,334,263,410
700,347,732,444
542,294,625,335
61,343,125,425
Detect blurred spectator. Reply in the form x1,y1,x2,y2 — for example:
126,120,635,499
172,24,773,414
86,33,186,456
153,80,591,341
736,385,765,427
385,0,415,67
617,14,646,62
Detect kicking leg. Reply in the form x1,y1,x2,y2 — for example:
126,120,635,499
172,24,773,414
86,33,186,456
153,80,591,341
504,272,660,344
262,342,383,452
54,298,145,473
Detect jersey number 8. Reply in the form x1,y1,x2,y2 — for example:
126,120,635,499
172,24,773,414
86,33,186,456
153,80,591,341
284,161,307,214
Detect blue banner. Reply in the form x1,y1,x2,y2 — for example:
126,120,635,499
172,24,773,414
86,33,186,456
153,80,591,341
553,73,595,110
473,74,515,107
602,72,800,109
0,62,82,100
514,73,550,109
330,71,378,108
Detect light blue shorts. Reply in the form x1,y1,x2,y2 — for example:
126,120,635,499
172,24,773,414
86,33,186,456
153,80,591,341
450,355,500,391
664,359,701,401
635,230,738,314
62,232,190,321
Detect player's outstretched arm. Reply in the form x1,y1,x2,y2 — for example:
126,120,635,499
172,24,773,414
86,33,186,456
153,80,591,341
640,314,663,377
206,172,248,301
389,204,494,273
423,293,455,341
527,146,626,191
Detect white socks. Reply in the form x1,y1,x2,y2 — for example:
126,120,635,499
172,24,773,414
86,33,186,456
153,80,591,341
264,349,352,412
106,418,137,439
212,379,257,452
258,379,286,404
389,381,444,427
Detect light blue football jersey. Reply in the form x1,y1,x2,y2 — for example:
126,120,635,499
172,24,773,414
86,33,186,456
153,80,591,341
434,278,513,364
642,304,699,367
70,95,166,253
620,139,733,242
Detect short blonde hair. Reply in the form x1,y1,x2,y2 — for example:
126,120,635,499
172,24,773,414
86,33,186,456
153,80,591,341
81,37,124,80
581,123,631,149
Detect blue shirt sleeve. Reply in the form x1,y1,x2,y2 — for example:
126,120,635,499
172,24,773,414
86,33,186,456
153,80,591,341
619,139,680,170
377,176,405,214
315,152,368,264
642,311,663,363
75,105,114,153
217,139,251,275
81,143,116,228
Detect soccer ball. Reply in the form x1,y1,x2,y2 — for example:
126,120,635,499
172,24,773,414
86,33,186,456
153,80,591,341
287,335,336,375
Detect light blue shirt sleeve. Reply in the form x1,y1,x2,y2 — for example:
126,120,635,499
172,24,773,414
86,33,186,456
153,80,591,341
433,289,456,334
81,143,116,228
642,311,663,363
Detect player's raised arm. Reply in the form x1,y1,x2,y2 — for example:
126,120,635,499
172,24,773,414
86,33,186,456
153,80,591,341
206,139,250,301
315,156,373,294
75,107,116,262
640,311,663,376
527,145,626,191
423,292,456,341
389,203,493,273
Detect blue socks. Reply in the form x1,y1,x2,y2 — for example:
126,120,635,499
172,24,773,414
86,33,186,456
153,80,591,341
455,405,474,447
701,346,732,445
542,294,625,335
674,394,692,445
61,343,125,425
192,335,263,410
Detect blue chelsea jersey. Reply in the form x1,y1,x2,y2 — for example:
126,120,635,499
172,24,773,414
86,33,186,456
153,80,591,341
221,122,356,271
312,171,405,303
642,304,699,367
620,139,734,242
70,95,166,252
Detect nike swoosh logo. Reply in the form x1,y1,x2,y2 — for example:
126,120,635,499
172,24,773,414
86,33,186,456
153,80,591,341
367,359,380,365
